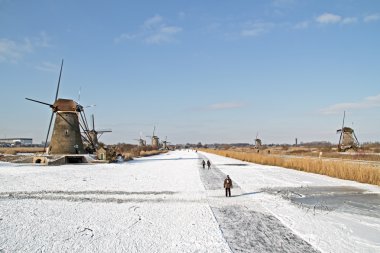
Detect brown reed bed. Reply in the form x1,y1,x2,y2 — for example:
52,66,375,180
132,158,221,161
0,147,45,155
200,149,380,186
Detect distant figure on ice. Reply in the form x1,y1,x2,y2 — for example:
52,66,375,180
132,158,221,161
202,160,206,169
207,160,211,170
224,175,233,197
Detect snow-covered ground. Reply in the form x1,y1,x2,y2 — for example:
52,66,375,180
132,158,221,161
0,150,379,252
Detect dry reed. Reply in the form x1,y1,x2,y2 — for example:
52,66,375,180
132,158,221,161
0,147,45,155
201,149,380,186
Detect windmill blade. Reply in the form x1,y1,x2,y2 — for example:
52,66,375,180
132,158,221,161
25,98,53,107
78,87,81,102
339,111,346,147
92,114,95,131
55,59,64,101
97,129,112,133
342,111,346,129
44,111,55,151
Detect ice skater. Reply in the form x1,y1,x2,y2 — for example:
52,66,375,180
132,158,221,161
224,175,233,197
207,160,211,170
202,160,206,169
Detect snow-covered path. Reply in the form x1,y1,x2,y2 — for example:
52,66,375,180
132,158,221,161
200,151,380,253
0,150,379,253
197,153,318,253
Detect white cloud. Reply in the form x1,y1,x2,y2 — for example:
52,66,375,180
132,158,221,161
115,15,182,45
0,32,51,63
207,102,245,110
364,14,380,23
320,94,380,114
241,22,274,37
316,13,342,24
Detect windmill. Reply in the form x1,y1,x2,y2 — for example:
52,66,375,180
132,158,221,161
336,111,360,152
25,59,95,155
146,126,159,149
162,136,171,150
254,132,262,149
84,114,112,153
134,132,146,147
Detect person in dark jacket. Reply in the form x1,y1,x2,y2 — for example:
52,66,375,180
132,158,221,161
207,160,211,169
202,160,206,169
224,175,233,197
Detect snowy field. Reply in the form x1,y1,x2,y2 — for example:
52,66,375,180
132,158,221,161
0,150,379,253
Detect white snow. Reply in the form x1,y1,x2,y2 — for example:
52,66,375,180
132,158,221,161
0,150,379,253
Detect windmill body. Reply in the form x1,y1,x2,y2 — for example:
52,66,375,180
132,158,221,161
162,136,171,150
254,138,262,149
337,111,360,152
152,136,160,149
139,139,146,146
162,141,168,150
84,114,112,153
254,132,262,149
49,99,85,154
147,126,160,150
337,127,359,151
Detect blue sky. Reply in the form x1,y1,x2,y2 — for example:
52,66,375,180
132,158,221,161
0,0,379,145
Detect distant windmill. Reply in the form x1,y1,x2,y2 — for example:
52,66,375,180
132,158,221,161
25,59,95,155
146,126,159,149
254,132,262,149
85,114,112,152
134,132,146,147
336,111,360,152
162,136,171,150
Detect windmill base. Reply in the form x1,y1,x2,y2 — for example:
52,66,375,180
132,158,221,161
33,155,89,165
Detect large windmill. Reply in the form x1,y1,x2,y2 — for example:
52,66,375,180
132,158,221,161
336,111,360,152
146,126,159,149
26,60,95,155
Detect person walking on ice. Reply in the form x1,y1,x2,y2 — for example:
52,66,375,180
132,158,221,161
224,175,233,197
207,160,211,170
202,160,206,169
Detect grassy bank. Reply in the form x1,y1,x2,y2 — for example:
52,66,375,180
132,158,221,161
201,149,380,186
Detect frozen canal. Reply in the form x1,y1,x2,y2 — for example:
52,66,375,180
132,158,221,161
0,150,379,252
